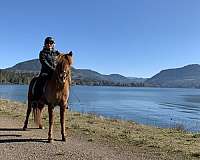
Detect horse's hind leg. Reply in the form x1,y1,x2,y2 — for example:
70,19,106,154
23,101,32,130
38,106,45,129
60,106,66,141
48,106,54,143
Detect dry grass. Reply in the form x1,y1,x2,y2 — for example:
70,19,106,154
0,99,200,159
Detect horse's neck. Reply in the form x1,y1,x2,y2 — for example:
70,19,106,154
49,73,69,91
44,70,70,105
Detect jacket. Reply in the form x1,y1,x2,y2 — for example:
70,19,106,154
39,47,60,75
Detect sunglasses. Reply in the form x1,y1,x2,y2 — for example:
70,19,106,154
46,41,54,45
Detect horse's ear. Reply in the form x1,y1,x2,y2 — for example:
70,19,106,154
68,51,73,57
65,51,73,65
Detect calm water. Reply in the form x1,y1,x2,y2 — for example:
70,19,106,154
1,85,200,132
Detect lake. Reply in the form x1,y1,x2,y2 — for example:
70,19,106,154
1,85,200,132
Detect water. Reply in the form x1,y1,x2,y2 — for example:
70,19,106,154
1,84,200,132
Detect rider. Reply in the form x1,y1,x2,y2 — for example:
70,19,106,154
39,36,60,78
35,37,61,99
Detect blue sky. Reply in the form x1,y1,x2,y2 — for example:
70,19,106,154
1,0,200,78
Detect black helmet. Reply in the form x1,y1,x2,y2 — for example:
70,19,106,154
44,37,55,45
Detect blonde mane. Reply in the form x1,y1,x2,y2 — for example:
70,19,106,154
56,53,73,66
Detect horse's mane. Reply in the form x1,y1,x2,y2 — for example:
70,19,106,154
54,53,73,85
56,53,73,66
57,54,66,64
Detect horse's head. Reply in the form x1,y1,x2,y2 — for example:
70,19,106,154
55,52,73,84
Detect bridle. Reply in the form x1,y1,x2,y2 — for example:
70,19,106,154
58,69,70,84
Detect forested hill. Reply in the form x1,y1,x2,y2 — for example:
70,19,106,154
2,59,200,88
0,59,145,86
145,64,200,88
5,59,40,72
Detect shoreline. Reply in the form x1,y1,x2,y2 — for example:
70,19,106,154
0,99,200,159
1,93,200,133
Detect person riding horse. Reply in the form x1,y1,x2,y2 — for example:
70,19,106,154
39,36,60,79
36,37,61,97
23,46,73,142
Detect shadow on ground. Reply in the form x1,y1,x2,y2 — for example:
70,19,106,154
0,128,24,131
0,127,43,131
0,138,48,143
0,127,50,143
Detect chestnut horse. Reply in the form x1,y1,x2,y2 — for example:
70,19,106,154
23,53,73,143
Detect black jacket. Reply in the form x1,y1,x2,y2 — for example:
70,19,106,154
39,47,60,75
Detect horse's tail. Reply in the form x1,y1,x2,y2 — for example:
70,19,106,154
28,76,42,127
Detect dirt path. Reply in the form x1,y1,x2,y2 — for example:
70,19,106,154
0,115,148,160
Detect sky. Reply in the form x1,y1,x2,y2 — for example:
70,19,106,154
1,0,200,78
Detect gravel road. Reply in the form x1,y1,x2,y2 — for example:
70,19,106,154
0,116,147,160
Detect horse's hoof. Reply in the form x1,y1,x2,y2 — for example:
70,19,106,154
23,127,27,131
48,139,53,143
62,137,66,142
39,126,45,129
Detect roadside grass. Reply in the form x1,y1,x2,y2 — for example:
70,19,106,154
65,112,200,159
0,99,200,159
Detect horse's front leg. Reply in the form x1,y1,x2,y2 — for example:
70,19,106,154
60,105,66,141
48,106,54,143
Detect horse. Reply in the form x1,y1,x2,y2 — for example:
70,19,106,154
23,52,73,143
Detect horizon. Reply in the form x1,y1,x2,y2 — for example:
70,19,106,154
1,0,200,77
1,58,200,79
0,58,149,78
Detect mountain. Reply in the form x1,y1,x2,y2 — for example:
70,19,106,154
146,64,200,88
3,59,200,88
73,69,134,83
5,59,41,73
1,59,145,86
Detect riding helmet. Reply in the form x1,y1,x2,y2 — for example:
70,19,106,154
44,37,55,45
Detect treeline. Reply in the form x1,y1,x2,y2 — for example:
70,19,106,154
0,70,38,84
0,70,145,87
73,79,145,87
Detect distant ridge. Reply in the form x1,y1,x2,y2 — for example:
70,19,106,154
146,64,200,88
3,59,200,88
1,59,146,86
5,59,41,73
